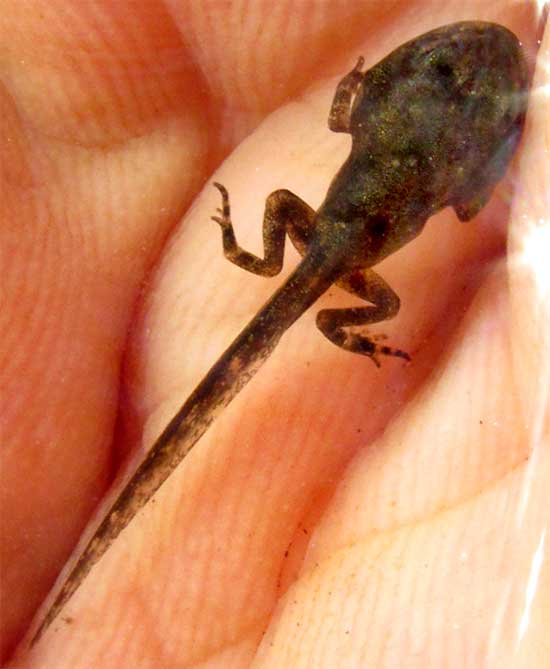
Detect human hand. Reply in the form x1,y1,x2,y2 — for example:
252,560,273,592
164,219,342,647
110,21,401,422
2,2,548,667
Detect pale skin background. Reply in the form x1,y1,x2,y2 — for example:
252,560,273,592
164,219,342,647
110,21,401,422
1,1,549,667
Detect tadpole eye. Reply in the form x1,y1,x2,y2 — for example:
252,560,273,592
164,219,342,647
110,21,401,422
370,214,389,237
435,61,454,78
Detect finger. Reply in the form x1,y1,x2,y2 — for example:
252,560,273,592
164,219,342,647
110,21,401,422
1,0,208,657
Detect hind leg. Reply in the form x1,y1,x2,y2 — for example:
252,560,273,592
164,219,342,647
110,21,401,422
316,268,410,366
211,183,314,277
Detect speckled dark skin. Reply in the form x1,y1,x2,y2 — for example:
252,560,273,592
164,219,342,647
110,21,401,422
32,22,528,644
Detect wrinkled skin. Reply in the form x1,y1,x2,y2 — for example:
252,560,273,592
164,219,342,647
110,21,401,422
1,2,548,668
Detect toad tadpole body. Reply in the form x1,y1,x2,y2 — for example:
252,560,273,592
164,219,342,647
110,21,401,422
32,21,528,644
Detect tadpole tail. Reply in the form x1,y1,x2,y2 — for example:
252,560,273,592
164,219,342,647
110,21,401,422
31,248,338,646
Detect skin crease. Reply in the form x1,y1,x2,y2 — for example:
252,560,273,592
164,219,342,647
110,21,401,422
0,2,548,668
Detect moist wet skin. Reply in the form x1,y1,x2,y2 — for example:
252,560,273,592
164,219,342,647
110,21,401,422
31,21,528,645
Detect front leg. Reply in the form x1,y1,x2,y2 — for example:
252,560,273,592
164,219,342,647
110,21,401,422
316,268,410,366
328,56,365,133
212,183,315,277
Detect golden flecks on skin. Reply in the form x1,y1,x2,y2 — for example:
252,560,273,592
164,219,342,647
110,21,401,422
31,22,529,646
